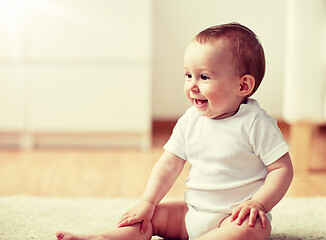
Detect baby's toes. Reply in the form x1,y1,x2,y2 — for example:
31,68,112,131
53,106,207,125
56,231,74,240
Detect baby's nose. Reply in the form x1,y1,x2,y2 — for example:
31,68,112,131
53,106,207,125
185,78,197,91
190,82,199,92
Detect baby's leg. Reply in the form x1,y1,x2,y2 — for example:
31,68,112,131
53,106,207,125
56,223,151,240
56,201,188,240
151,201,188,240
195,215,271,240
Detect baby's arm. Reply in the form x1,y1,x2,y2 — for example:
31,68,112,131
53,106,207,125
117,151,185,233
230,152,293,227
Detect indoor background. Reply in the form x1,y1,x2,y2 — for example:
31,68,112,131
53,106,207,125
0,0,325,198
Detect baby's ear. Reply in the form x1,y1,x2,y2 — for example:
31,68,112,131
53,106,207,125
238,75,255,97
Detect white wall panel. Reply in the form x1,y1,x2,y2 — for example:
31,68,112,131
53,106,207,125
24,0,151,61
283,0,326,123
0,65,24,131
27,64,151,132
0,0,24,60
0,0,152,148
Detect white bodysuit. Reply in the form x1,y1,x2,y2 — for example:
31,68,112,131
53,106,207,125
163,99,289,239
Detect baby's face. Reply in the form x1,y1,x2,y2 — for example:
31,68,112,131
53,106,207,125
183,40,243,119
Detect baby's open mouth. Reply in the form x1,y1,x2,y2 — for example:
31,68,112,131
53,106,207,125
193,98,208,108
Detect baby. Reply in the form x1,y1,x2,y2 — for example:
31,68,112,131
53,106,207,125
56,22,293,240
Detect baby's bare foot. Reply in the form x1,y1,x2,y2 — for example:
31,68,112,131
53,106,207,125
56,231,112,240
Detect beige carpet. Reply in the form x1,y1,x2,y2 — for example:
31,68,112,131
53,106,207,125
0,196,325,240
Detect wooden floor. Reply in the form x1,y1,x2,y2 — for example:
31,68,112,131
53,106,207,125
0,121,325,198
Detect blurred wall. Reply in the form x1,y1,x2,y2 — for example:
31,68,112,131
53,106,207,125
152,0,286,120
0,0,152,148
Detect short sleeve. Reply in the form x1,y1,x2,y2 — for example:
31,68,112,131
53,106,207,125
249,110,290,166
163,113,187,161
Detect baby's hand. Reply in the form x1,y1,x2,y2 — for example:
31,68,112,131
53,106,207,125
230,199,267,228
117,200,156,234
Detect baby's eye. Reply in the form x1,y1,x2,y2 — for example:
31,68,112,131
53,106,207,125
185,73,192,79
200,74,210,80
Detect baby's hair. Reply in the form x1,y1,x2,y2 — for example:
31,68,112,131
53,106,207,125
194,22,265,97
